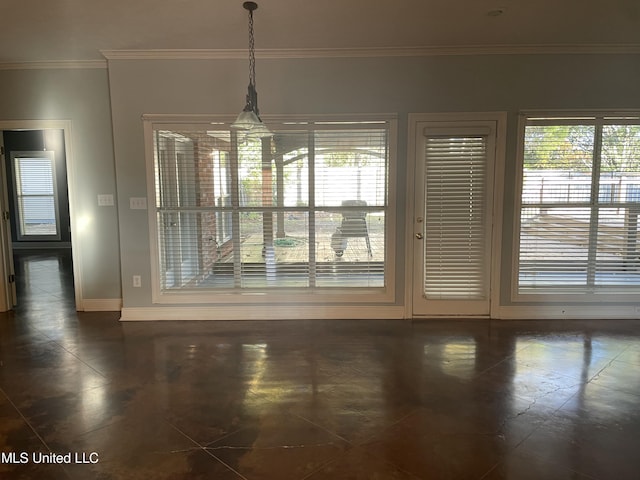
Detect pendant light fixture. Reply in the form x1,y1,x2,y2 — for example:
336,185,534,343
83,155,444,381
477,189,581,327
231,1,271,138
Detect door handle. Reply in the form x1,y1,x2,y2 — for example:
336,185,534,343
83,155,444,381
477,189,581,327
415,233,423,239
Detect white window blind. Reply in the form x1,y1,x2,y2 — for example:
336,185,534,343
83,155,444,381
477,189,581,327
517,116,640,294
12,152,59,239
423,132,489,299
152,120,389,293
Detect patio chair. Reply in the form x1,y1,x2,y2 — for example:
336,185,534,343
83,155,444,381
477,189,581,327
331,200,372,257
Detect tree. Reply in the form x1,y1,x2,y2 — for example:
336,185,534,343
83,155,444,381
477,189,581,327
601,125,640,174
524,125,594,172
524,124,640,175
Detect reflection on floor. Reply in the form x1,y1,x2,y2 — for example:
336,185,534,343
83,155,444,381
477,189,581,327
12,249,76,315
1,250,640,479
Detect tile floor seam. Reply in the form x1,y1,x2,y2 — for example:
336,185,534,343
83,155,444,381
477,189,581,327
522,381,627,478
573,468,601,480
292,411,355,446
502,384,579,453
586,379,640,398
201,449,250,480
354,407,422,448
67,416,123,438
35,336,111,381
166,421,250,480
298,453,347,480
166,418,212,449
580,356,640,398
612,356,640,367
375,452,429,480
201,440,345,480
477,450,604,480
477,461,499,480
4,250,640,479
585,359,615,384
200,423,249,448
191,411,354,480
303,440,425,480
514,442,604,480
0,385,54,455
472,355,516,378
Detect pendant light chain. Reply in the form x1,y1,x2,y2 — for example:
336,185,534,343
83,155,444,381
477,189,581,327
248,7,256,93
232,1,271,136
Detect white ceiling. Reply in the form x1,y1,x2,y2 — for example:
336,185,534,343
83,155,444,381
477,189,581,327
2,0,640,63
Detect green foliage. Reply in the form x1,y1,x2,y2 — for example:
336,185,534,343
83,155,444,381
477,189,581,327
524,125,594,171
240,167,262,206
524,124,640,175
273,237,303,247
602,125,640,173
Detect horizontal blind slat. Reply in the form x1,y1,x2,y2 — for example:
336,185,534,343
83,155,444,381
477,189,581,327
423,135,488,300
519,121,640,292
154,123,389,291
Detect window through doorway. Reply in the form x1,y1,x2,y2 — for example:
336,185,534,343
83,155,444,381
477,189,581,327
12,151,60,240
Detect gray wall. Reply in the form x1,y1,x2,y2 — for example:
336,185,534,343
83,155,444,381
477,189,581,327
0,67,121,301
1,54,637,312
107,53,640,310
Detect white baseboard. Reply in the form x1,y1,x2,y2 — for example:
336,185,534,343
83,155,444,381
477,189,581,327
82,298,123,312
495,305,640,320
120,305,405,321
117,303,640,321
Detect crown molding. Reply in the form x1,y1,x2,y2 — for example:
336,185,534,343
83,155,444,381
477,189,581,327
101,44,640,60
0,60,107,70
1,44,637,70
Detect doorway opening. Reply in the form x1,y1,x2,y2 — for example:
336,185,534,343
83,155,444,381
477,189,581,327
0,122,81,312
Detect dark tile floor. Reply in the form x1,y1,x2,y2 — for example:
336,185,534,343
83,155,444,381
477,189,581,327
1,250,640,479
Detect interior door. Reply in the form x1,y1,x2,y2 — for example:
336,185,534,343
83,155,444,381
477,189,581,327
412,122,496,316
0,140,17,311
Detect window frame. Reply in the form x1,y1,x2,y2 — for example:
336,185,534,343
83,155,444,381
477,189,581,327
10,150,61,241
512,110,640,303
143,114,398,305
406,112,507,319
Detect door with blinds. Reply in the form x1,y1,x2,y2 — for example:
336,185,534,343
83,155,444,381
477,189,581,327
412,122,496,316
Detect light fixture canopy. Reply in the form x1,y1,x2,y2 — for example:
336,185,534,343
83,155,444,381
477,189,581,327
231,1,271,137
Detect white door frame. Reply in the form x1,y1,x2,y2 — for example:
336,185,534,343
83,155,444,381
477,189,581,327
0,135,16,311
0,120,83,311
405,112,506,318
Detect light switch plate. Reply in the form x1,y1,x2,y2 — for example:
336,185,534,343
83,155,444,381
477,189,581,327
97,194,114,206
130,197,147,210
